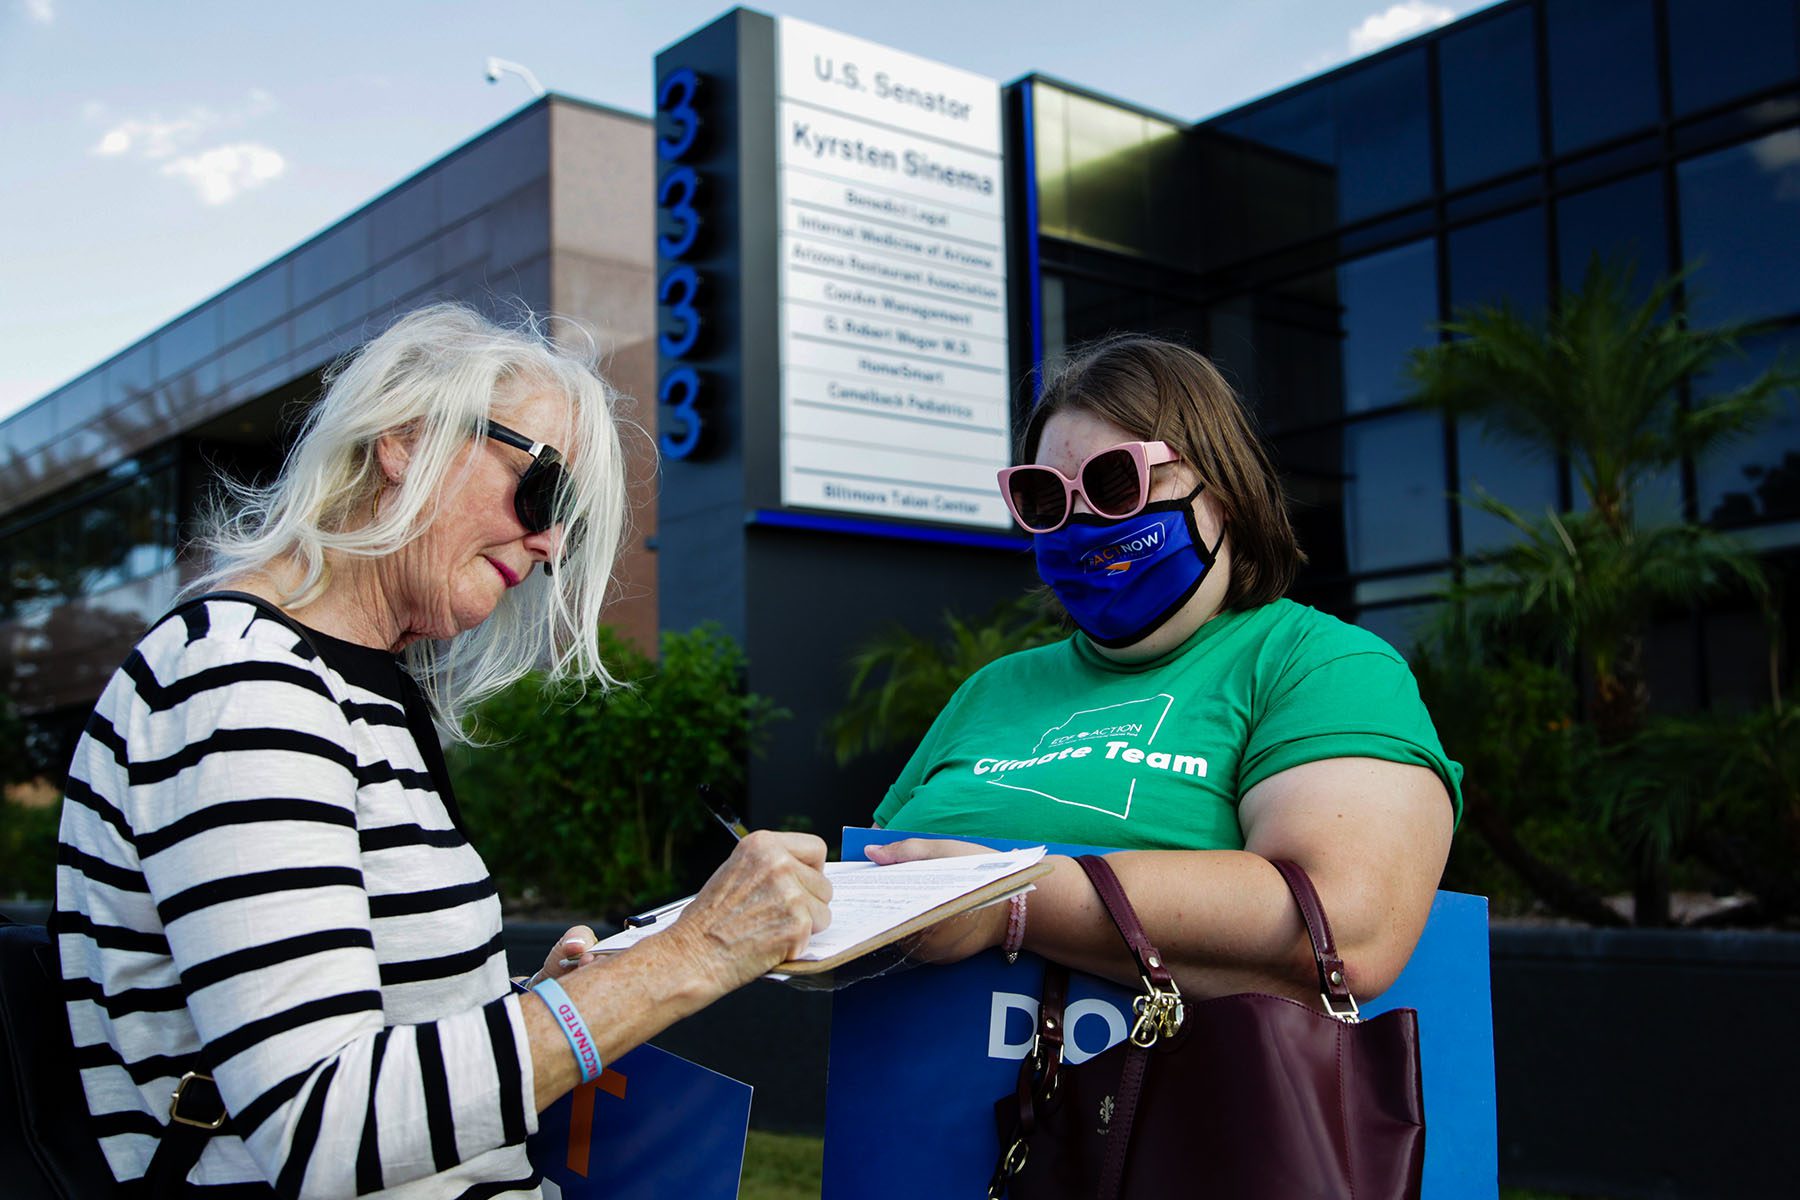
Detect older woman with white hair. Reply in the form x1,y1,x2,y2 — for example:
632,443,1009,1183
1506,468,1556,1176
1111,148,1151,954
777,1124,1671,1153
52,304,831,1199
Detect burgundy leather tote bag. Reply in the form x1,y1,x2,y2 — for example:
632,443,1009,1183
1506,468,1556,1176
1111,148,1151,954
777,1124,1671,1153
989,856,1424,1200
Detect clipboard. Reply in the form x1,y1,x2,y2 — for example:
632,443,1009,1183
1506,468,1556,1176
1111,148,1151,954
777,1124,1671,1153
589,849,1051,976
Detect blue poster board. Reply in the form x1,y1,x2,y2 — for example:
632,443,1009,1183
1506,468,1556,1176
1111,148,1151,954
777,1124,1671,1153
529,1042,751,1200
824,828,1496,1198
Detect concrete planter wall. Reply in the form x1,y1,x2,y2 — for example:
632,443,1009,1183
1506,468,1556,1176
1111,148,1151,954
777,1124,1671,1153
1490,923,1799,1199
15,904,1793,1193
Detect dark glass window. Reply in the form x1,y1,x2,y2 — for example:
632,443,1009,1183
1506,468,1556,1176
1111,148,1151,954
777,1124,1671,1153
370,176,441,264
1212,52,1431,227
1274,426,1349,577
1055,273,1154,347
156,304,222,377
1344,412,1450,572
486,178,552,270
1214,82,1332,165
1335,50,1433,222
1697,331,1800,529
1439,5,1541,190
1546,0,1660,154
1457,418,1561,556
1555,169,1668,295
1667,0,1800,117
1228,271,1344,432
104,342,155,409
220,263,290,346
292,278,370,355
1449,205,1549,320
439,107,549,227
1339,238,1439,414
292,217,369,307
0,454,178,621
1678,131,1800,327
1356,600,1438,658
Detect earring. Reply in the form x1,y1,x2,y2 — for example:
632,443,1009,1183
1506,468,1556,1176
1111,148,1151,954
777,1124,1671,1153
370,486,382,523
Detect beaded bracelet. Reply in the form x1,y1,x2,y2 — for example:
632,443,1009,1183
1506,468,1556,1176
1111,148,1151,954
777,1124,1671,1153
531,977,603,1084
1002,892,1029,964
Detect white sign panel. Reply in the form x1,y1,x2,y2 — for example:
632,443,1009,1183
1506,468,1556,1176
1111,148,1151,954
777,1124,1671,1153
776,17,1011,529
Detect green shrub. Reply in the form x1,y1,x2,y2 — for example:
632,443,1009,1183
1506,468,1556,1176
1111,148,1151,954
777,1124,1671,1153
0,799,59,902
451,624,786,917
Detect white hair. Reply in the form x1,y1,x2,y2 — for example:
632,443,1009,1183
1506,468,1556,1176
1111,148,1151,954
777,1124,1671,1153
189,303,632,739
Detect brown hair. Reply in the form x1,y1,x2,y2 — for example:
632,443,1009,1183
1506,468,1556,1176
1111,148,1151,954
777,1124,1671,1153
1020,335,1304,610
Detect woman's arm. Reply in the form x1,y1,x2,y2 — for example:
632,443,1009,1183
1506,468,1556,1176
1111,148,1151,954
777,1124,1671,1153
868,755,1452,1002
520,829,831,1111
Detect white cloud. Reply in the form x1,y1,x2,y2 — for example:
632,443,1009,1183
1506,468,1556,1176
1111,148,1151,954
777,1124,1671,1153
92,112,212,159
160,143,287,205
21,0,53,25
88,90,275,161
86,91,288,204
1349,2,1454,56
1751,128,1800,172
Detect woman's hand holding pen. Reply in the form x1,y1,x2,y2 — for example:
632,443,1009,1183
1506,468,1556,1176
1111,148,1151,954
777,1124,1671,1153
663,830,834,994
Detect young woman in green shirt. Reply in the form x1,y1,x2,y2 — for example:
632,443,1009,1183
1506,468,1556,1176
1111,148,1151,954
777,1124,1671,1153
870,335,1461,1006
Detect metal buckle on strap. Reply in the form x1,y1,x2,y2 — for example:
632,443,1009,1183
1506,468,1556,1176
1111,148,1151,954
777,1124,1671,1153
1129,970,1185,1047
1321,990,1362,1024
170,1071,227,1130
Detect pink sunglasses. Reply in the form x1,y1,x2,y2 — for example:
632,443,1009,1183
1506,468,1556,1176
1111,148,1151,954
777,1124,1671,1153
997,440,1179,533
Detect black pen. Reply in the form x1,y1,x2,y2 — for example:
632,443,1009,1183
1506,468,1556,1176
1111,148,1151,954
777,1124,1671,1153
698,783,750,841
622,787,750,928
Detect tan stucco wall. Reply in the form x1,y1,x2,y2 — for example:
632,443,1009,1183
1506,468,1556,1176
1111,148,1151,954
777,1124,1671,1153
547,99,660,654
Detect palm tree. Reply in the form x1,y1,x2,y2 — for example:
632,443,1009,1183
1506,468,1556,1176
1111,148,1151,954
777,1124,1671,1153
1408,257,1795,925
827,595,1065,765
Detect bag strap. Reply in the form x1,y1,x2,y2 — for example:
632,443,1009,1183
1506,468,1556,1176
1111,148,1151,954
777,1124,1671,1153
1070,856,1168,1200
1268,859,1359,1019
65,596,264,1193
1073,855,1172,990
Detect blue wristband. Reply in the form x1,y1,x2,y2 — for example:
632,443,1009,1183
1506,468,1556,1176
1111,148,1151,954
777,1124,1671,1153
531,978,603,1084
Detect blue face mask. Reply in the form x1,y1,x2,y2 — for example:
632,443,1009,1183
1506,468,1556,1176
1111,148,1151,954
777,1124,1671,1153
1033,484,1223,649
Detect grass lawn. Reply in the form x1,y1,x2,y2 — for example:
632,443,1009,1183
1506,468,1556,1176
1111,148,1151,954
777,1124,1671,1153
739,1133,1613,1199
740,1131,825,1200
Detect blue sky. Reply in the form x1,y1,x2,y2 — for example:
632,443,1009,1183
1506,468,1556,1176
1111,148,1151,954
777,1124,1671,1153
0,0,1501,419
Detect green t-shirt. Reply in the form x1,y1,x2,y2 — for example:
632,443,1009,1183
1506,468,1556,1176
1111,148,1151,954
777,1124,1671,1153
873,599,1463,850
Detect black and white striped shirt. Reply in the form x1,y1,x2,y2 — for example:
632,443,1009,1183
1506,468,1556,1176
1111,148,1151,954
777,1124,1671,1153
55,596,540,1198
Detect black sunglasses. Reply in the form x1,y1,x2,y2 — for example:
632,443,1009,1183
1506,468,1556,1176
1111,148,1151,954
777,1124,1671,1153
485,420,571,535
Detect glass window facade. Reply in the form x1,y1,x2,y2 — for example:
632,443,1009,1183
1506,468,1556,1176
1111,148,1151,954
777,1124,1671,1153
1545,0,1660,154
1212,48,1432,226
1667,0,1800,116
1438,5,1541,191
1677,131,1800,327
1449,205,1548,319
0,451,179,623
1339,238,1439,414
1344,413,1451,573
1458,418,1561,555
1031,0,1800,678
1555,169,1668,294
1696,331,1800,527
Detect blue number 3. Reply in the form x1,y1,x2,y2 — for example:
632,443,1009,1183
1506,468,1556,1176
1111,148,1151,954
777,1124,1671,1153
658,166,703,260
659,366,704,460
658,266,703,359
658,68,702,162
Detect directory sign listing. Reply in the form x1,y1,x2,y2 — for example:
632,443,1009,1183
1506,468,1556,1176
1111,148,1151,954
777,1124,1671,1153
774,18,1012,530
